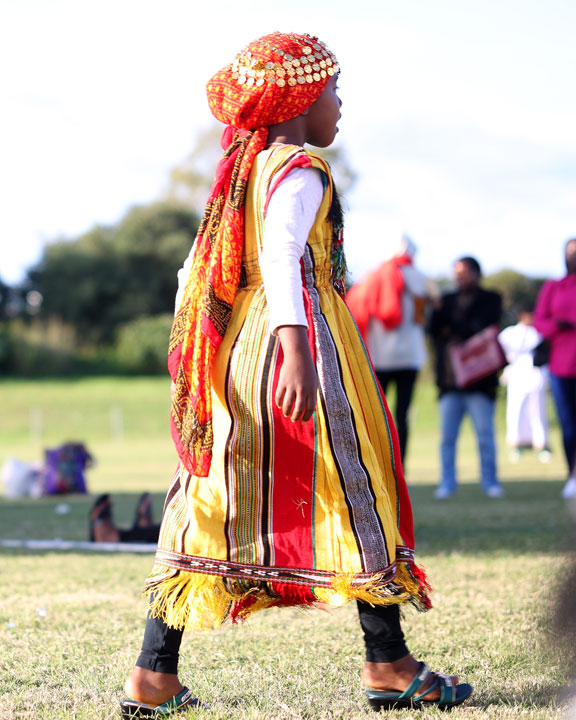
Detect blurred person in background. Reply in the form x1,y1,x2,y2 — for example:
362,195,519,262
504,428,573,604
534,237,576,499
347,235,437,465
89,492,159,544
498,307,551,464
554,493,576,718
428,256,504,499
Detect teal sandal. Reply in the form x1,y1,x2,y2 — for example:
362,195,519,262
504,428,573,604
365,662,473,711
120,687,204,718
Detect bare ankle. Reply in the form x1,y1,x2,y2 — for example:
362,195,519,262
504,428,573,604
362,655,420,689
124,667,184,706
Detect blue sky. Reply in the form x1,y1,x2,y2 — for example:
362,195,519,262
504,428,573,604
2,0,575,285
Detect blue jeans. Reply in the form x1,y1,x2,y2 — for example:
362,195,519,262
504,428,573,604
549,373,576,474
439,391,500,493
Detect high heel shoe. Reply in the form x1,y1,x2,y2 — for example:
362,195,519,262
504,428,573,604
365,662,473,711
120,686,205,718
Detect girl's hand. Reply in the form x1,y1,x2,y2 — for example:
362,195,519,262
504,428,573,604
275,325,318,423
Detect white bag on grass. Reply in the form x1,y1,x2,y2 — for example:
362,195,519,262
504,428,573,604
1,458,41,498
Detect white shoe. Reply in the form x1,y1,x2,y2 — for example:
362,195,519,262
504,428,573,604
562,477,576,499
485,485,504,498
508,449,521,464
434,486,454,500
537,449,552,464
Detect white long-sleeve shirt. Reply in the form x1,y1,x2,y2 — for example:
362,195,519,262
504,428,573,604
175,165,324,334
259,166,323,332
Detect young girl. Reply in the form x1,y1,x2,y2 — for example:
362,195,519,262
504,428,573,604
121,32,473,717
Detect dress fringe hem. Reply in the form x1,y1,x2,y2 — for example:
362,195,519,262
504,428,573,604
143,561,431,630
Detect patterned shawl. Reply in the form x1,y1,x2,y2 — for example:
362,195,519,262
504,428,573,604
168,32,339,477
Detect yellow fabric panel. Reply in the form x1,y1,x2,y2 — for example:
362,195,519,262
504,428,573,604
155,290,261,563
311,405,363,574
319,290,402,540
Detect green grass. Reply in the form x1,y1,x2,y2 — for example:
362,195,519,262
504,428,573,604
1,377,575,719
0,377,176,493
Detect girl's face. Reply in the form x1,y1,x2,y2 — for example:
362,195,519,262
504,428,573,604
304,75,342,148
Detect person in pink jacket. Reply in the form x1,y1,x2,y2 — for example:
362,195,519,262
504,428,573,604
534,237,576,498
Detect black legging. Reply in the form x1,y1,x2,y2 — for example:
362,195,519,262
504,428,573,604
376,369,418,464
136,601,408,674
118,526,161,544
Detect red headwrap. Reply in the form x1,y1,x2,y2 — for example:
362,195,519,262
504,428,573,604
168,33,339,477
207,32,339,130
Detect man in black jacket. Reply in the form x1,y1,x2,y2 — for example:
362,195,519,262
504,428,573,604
428,256,504,499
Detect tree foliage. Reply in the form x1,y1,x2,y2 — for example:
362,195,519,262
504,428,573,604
165,126,223,213
483,268,547,324
0,277,9,320
114,314,174,374
28,203,198,344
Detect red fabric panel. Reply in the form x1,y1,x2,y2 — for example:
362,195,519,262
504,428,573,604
263,151,313,217
268,286,317,568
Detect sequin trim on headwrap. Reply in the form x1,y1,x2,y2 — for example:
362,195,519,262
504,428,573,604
231,35,339,89
207,32,338,131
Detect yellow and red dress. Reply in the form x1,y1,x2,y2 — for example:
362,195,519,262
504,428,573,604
145,145,430,629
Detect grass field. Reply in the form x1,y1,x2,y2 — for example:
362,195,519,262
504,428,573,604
1,377,575,719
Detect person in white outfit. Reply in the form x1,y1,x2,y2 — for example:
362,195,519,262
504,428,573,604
498,308,551,463
347,236,436,464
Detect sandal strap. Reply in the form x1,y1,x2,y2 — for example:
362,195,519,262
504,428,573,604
398,662,432,700
439,675,456,705
413,675,439,703
418,674,457,706
155,687,195,714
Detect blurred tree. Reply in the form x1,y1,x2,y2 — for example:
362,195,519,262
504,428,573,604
0,277,9,320
113,203,198,320
0,278,10,370
28,202,198,344
165,125,223,212
114,314,174,374
483,269,547,325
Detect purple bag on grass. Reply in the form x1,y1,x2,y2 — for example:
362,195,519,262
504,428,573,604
42,443,93,495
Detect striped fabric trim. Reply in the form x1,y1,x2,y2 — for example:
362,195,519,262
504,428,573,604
223,294,276,567
395,546,415,562
343,311,401,523
302,245,391,572
153,546,414,588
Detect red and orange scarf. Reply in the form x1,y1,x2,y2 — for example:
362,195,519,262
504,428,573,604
168,33,338,476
